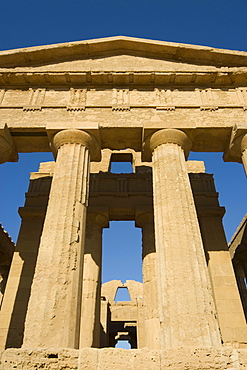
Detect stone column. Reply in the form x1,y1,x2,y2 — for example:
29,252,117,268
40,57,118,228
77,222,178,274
196,187,247,346
80,210,109,348
0,125,17,350
136,211,160,350
145,128,221,348
23,129,100,349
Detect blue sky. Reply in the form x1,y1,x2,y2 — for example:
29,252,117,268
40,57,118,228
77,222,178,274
0,0,247,285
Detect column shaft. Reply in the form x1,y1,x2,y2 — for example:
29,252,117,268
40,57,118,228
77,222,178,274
199,212,247,345
80,212,108,348
150,129,221,348
23,130,96,348
136,213,160,349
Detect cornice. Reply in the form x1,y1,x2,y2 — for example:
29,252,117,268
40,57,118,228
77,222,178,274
1,70,247,87
1,36,247,68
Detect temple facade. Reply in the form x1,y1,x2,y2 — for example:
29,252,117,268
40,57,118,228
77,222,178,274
0,36,247,369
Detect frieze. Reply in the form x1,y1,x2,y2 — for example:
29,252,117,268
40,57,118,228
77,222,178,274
236,88,247,111
112,89,130,111
0,87,247,111
23,88,46,111
155,88,175,110
195,88,218,111
67,88,87,111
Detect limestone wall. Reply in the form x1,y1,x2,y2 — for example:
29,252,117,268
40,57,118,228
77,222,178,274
1,348,247,369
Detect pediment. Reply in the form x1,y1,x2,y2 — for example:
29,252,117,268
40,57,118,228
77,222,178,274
7,54,221,73
1,36,247,71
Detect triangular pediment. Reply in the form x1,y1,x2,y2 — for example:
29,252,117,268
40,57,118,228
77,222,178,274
1,36,247,70
4,54,221,73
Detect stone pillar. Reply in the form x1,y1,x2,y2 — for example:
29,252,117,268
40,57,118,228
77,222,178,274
0,208,45,350
136,211,160,350
80,210,109,348
197,201,247,346
23,129,100,349
0,126,18,350
145,128,221,348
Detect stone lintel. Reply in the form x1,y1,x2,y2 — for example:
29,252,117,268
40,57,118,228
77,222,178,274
186,160,205,173
196,205,226,218
30,161,55,180
0,123,241,155
18,206,47,219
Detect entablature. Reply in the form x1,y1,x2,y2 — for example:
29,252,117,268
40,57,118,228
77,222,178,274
1,70,247,88
1,85,247,112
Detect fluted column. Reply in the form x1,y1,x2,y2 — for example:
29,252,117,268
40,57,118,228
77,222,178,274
80,211,109,348
23,129,100,349
146,128,221,348
198,207,247,345
136,211,160,350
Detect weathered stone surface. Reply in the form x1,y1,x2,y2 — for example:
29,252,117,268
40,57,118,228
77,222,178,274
2,348,247,369
136,212,160,349
147,129,221,348
0,348,78,370
80,212,108,348
23,130,100,349
1,36,247,368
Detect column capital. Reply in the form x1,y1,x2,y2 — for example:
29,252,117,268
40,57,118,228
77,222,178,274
51,129,101,161
135,207,153,228
0,124,18,164
86,207,109,229
143,129,192,160
224,126,247,163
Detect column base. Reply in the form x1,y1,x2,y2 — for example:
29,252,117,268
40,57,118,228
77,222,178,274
1,346,247,369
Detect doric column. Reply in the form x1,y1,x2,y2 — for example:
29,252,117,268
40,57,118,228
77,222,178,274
198,206,247,345
145,128,221,348
23,129,100,349
80,210,109,348
136,211,160,350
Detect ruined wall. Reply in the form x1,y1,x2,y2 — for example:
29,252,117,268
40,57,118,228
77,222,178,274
1,347,247,370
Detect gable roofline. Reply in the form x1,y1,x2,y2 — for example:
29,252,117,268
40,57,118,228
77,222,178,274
1,36,247,68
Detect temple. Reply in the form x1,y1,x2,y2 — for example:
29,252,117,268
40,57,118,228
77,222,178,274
0,36,247,369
